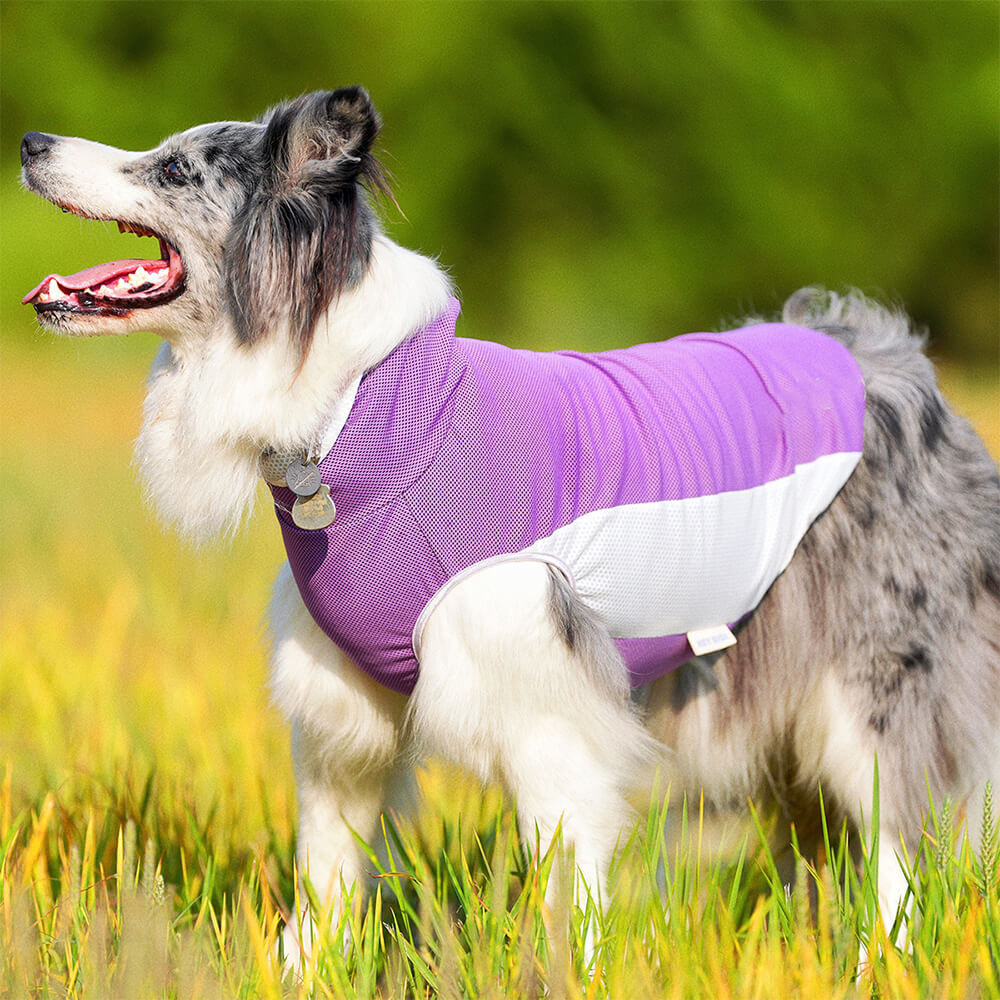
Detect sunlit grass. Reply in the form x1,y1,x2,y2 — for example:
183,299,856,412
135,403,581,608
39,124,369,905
4,770,999,998
2,342,998,997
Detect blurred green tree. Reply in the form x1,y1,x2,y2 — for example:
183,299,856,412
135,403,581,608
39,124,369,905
2,1,997,360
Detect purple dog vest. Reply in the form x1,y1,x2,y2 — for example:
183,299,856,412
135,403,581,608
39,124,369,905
269,299,865,695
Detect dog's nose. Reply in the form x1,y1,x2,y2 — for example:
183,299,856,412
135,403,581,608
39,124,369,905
21,131,56,166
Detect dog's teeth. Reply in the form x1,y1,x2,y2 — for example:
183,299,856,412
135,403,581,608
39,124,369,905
116,278,129,292
38,278,66,303
98,284,115,297
130,266,150,286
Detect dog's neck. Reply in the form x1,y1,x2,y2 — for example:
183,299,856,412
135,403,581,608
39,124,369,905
135,237,453,542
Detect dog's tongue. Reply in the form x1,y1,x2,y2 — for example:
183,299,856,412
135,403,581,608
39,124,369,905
22,259,154,304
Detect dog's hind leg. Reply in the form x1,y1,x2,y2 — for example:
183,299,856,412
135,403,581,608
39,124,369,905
413,561,658,931
268,565,408,967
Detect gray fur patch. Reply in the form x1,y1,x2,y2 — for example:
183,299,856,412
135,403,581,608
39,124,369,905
546,565,631,704
645,288,1000,846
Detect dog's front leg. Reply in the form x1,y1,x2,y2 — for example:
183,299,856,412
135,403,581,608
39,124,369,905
412,561,657,954
268,566,408,967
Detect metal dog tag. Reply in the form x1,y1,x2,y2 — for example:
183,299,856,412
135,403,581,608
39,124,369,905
260,448,296,487
292,484,336,530
286,458,323,497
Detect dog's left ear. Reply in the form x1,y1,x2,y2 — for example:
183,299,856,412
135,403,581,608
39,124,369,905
266,87,382,193
226,89,387,352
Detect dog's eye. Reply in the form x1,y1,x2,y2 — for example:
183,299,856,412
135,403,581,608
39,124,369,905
162,160,185,184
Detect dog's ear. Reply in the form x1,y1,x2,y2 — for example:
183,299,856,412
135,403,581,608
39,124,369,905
265,87,382,194
225,89,387,354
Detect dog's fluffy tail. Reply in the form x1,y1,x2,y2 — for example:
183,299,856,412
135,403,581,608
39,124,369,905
783,286,923,360
782,286,952,430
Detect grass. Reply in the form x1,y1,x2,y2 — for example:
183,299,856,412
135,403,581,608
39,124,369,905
1,338,998,998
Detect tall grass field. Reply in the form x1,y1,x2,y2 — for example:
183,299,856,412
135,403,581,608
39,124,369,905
2,339,998,998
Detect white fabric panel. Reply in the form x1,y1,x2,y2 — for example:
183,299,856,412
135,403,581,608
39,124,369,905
521,450,862,638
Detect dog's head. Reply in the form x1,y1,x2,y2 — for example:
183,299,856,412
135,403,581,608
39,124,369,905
21,88,387,352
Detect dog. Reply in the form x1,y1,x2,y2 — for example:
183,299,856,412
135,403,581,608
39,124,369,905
21,88,1000,963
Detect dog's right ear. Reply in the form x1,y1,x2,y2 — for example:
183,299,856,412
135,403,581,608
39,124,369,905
263,87,382,195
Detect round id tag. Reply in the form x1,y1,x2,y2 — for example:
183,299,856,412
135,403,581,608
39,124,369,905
286,458,323,497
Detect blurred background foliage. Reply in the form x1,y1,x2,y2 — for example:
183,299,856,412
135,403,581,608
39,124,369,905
2,0,998,363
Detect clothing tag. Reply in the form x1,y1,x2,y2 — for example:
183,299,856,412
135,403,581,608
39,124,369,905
686,624,737,657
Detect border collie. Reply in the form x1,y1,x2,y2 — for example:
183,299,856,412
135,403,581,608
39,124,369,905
21,88,1000,963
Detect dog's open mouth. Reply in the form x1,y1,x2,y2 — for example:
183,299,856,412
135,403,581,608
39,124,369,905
22,217,185,317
